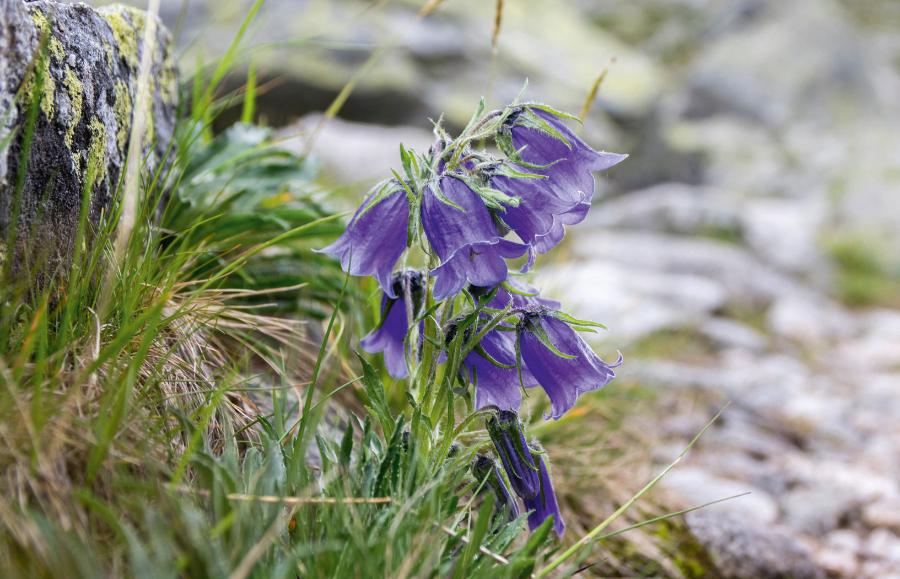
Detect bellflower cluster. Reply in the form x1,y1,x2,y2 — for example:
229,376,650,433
320,99,625,537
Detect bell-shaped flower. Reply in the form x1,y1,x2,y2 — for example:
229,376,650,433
486,410,540,500
523,443,565,536
463,328,537,412
471,454,520,522
519,313,621,420
423,174,526,299
431,239,528,300
502,106,626,203
319,180,410,297
360,271,425,379
492,106,626,254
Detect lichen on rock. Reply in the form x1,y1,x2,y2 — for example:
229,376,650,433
0,0,178,281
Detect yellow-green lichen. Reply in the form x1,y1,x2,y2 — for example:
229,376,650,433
158,47,178,106
23,10,59,120
62,67,83,149
98,6,147,70
86,116,108,188
113,80,133,152
30,10,65,61
103,42,115,70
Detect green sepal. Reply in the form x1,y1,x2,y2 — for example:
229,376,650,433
523,102,582,124
473,343,516,369
525,317,576,360
548,310,607,331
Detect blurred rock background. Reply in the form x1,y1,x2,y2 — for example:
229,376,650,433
95,0,900,576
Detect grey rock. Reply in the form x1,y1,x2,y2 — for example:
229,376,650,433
537,261,727,342
563,230,812,309
782,484,861,535
683,0,880,125
278,113,434,188
864,529,900,563
862,499,900,534
662,467,779,524
590,182,742,237
814,548,859,578
768,294,857,346
685,509,825,579
0,1,177,280
698,317,767,353
740,197,829,277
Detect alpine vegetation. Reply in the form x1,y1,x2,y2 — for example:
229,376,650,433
321,98,626,537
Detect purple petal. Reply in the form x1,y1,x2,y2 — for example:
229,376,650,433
318,184,409,297
523,449,565,536
516,109,627,190
360,294,410,379
466,330,537,412
422,175,499,261
520,316,619,419
430,239,528,301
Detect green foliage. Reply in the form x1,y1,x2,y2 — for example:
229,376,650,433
163,121,348,319
827,231,900,307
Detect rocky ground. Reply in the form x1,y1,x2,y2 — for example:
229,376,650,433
156,0,900,575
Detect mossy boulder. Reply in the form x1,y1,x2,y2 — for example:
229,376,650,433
0,0,177,278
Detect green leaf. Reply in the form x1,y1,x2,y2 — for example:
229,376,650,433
356,352,394,436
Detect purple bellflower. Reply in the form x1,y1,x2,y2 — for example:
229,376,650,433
492,106,626,254
519,312,622,420
523,443,565,536
319,180,410,297
486,410,541,500
360,271,425,379
459,281,561,413
422,174,527,300
464,328,536,412
471,454,520,522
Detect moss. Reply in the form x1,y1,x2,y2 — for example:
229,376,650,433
99,6,147,70
631,328,717,363
113,80,133,152
827,232,900,307
655,520,720,579
62,67,84,150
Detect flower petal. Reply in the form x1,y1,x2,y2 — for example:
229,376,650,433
422,175,499,261
430,239,527,301
467,330,537,411
520,316,619,419
523,447,565,536
318,183,409,297
360,295,410,379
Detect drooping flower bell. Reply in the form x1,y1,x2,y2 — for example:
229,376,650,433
360,270,425,379
471,454,520,522
523,443,565,536
518,311,621,419
486,410,540,500
492,105,627,254
422,174,527,300
318,180,410,297
463,328,536,412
